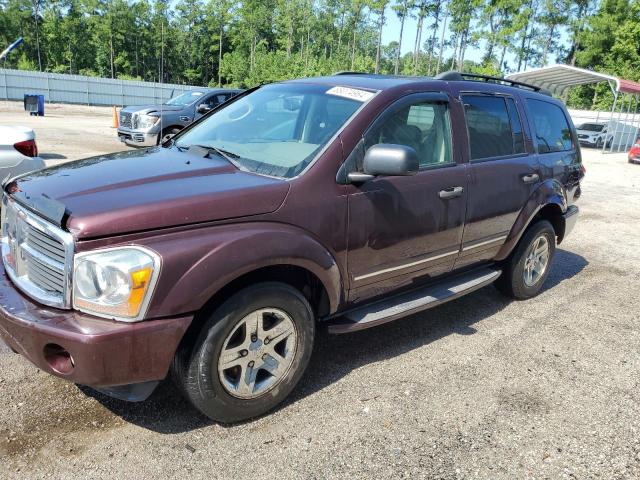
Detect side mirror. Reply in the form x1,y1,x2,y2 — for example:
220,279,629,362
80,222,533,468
197,104,211,114
348,144,419,183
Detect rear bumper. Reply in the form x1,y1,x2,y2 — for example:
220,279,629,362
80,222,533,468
117,128,158,147
0,262,192,391
562,205,579,239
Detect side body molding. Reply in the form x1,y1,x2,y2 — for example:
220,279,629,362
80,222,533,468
494,179,567,261
137,222,343,318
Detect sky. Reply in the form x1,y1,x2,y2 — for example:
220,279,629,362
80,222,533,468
380,8,485,64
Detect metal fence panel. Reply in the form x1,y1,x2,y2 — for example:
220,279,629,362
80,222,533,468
0,68,198,107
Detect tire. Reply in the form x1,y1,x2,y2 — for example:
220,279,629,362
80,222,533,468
495,220,556,300
173,282,315,423
158,127,181,145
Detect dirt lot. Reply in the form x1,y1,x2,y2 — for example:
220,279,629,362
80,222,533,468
0,103,640,479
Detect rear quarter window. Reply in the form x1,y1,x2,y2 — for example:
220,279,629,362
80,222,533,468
526,99,574,153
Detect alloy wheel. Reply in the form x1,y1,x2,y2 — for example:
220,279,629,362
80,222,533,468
217,308,298,399
523,235,550,287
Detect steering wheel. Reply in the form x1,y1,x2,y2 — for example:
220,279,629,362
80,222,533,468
226,102,252,121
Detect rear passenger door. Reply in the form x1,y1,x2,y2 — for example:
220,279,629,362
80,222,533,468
456,92,539,269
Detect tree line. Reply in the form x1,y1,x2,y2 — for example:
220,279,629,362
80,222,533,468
0,0,638,108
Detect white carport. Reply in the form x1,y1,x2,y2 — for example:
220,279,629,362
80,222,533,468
507,64,640,153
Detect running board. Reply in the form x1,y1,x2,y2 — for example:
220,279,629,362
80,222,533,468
327,268,501,334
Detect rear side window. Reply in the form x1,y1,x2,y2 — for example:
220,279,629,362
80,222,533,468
462,95,517,160
527,99,574,153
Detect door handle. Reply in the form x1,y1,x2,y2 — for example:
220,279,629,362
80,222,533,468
438,186,464,199
522,173,540,184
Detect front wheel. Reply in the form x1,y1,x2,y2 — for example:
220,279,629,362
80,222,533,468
173,282,315,423
495,220,556,299
158,127,181,145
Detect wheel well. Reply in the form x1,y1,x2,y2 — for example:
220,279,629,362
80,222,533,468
161,125,182,134
180,265,330,348
535,203,565,243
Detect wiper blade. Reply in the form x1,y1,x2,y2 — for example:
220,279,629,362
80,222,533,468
206,145,241,160
193,145,242,168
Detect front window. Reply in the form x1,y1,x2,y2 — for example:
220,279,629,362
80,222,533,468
165,91,205,106
578,123,604,132
365,99,453,168
175,83,372,178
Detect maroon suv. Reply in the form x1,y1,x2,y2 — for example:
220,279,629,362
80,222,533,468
0,72,582,422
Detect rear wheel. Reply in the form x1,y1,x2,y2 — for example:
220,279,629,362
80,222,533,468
495,220,556,299
172,282,315,423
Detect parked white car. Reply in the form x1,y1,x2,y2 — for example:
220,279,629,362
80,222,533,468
576,120,639,149
575,122,606,148
0,126,45,184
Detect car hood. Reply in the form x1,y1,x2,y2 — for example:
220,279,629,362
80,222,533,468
7,147,289,239
576,129,601,135
121,104,186,115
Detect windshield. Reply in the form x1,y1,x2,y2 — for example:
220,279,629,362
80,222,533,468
578,123,604,132
175,83,372,178
165,91,205,106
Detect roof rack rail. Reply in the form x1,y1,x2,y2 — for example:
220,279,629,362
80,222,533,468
333,71,367,75
434,70,551,96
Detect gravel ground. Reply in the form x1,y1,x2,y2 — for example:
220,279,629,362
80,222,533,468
0,107,639,479
0,101,131,165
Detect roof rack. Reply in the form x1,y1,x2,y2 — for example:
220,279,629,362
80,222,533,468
434,71,551,96
333,71,367,76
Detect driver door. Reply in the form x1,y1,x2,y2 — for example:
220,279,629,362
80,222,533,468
346,92,468,302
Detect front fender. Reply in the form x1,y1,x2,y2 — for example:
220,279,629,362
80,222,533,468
140,222,343,318
495,179,567,261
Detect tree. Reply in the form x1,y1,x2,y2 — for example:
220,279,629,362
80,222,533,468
537,0,570,66
392,0,413,74
1,0,631,93
372,0,389,73
412,1,429,73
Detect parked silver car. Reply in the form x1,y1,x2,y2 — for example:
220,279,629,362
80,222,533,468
0,126,45,183
117,88,243,147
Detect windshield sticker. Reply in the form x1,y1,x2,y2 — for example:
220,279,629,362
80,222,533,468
326,86,374,102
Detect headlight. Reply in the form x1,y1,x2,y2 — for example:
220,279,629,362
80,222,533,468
73,246,161,322
135,114,159,129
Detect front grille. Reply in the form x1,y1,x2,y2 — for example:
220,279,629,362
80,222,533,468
120,112,132,128
24,227,66,293
578,134,589,139
1,197,74,308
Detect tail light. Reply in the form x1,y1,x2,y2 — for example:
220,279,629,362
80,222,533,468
580,164,586,175
13,139,38,158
